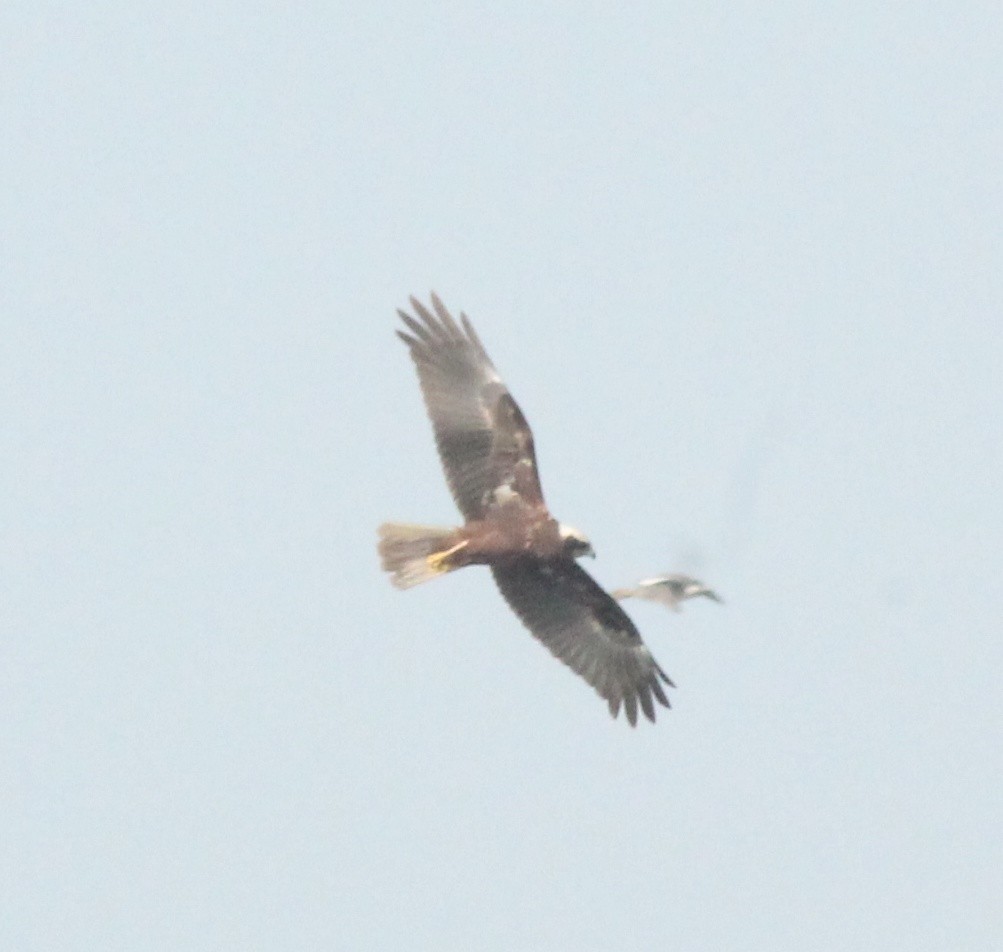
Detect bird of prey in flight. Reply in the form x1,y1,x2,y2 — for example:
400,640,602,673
378,294,675,725
612,574,724,612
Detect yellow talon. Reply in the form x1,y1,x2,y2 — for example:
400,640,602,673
426,539,468,572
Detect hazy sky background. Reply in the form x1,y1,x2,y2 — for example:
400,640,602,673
3,3,1001,949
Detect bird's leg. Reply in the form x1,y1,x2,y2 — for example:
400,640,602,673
426,539,469,573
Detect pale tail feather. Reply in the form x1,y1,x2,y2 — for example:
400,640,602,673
610,587,636,600
377,523,462,589
611,585,682,611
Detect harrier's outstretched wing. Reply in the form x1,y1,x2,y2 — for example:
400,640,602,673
491,561,674,725
396,295,544,521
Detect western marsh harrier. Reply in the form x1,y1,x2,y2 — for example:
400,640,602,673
378,295,673,725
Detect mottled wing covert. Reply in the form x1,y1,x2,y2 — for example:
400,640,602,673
396,295,545,519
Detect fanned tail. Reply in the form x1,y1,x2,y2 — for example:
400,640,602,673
377,523,466,589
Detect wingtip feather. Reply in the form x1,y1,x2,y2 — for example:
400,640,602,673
624,693,639,727
639,688,655,723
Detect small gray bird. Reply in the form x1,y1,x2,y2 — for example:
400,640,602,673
612,574,723,612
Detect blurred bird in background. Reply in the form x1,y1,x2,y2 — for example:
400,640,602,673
612,574,723,612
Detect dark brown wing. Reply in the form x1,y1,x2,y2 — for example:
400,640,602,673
396,294,545,520
491,560,674,725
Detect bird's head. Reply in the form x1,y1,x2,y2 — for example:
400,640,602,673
558,523,595,559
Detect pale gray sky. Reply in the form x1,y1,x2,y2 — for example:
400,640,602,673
3,3,1001,950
